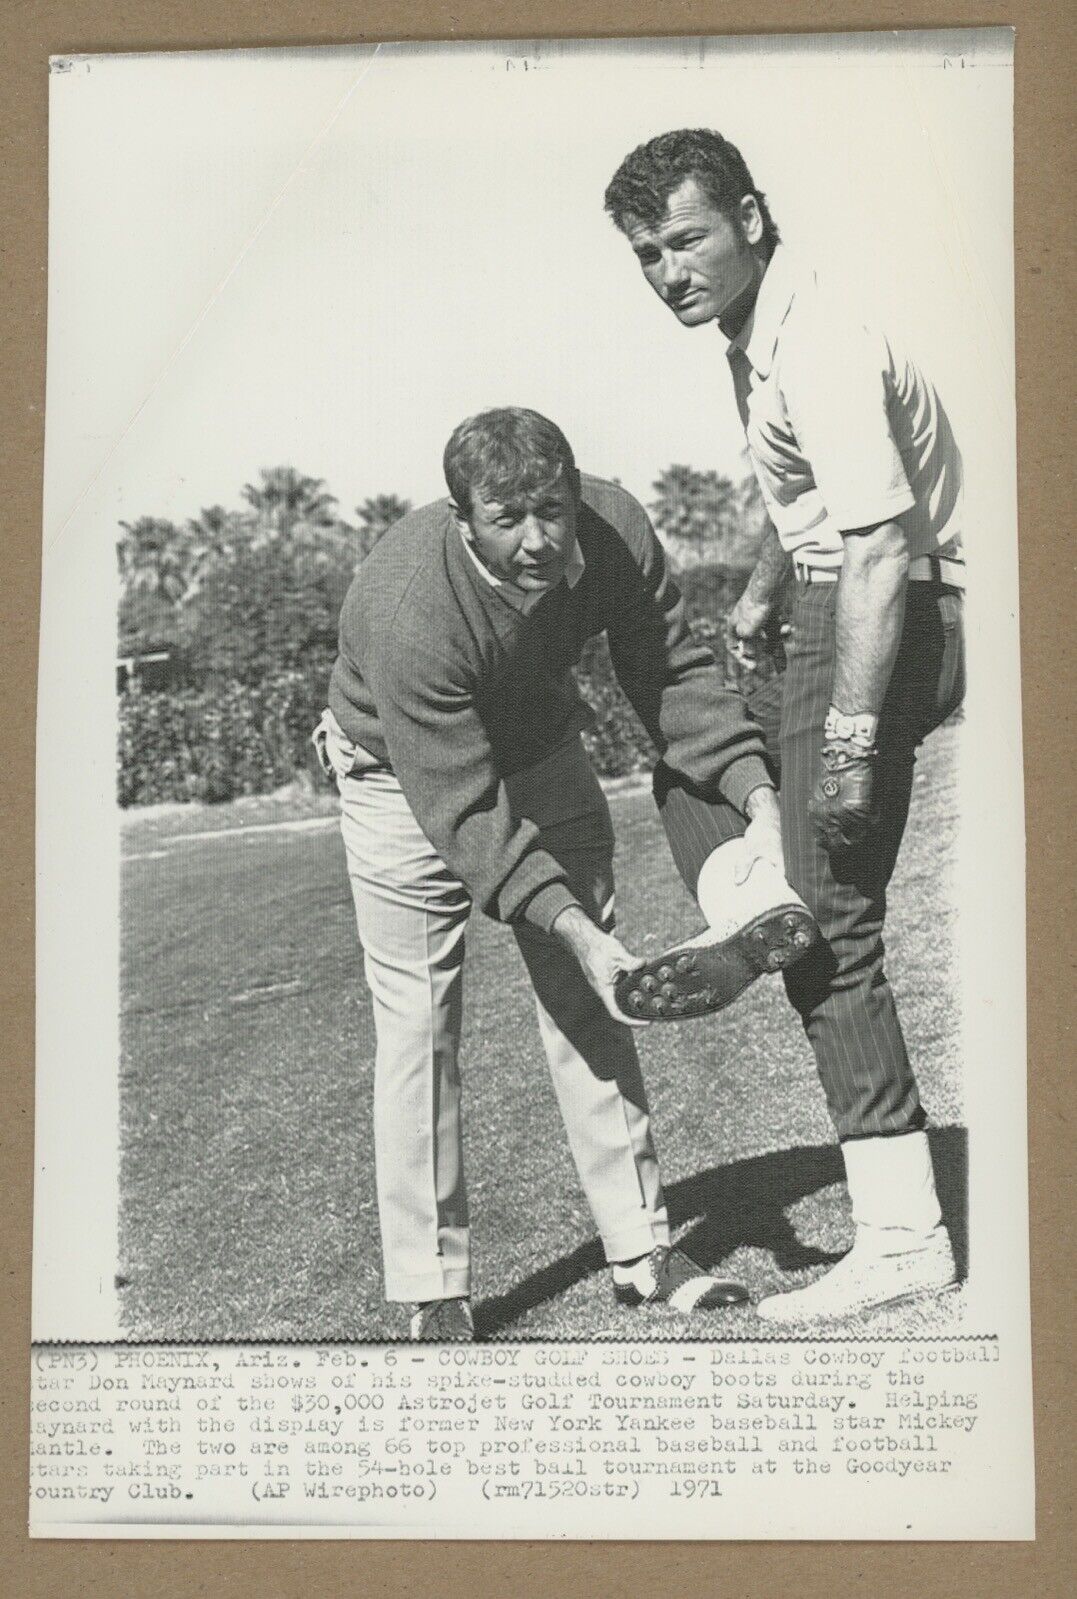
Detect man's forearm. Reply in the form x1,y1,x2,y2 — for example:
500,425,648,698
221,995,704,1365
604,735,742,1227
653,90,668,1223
740,520,793,621
551,902,597,960
607,525,770,807
832,521,910,717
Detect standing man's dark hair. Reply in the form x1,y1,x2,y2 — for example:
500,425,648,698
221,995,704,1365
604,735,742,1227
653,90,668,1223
604,128,780,252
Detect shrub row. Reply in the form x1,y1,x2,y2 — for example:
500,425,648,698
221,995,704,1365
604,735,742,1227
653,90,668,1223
118,670,326,806
117,564,755,806
117,657,662,805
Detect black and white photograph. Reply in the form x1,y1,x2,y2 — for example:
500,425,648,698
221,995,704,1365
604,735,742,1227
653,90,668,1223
32,31,1033,1538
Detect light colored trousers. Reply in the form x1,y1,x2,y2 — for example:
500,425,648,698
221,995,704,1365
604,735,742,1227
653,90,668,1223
319,715,669,1302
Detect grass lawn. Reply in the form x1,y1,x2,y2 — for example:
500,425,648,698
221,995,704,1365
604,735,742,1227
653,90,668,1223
119,724,966,1342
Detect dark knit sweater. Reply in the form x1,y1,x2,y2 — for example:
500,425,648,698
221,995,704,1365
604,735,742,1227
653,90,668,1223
328,475,771,933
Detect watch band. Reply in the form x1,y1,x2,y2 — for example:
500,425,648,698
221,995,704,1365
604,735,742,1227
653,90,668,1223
825,707,878,748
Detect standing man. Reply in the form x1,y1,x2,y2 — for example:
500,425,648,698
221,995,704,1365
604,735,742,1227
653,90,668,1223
317,407,817,1339
604,130,966,1323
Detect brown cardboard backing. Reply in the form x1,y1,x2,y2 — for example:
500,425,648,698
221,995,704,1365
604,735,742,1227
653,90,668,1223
2,2,1072,1592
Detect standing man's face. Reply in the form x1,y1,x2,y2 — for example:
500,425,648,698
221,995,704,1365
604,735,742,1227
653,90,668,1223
455,467,580,593
622,177,765,336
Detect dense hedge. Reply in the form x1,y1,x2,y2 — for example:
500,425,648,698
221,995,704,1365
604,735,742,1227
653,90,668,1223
117,563,755,806
118,670,326,806
117,655,663,804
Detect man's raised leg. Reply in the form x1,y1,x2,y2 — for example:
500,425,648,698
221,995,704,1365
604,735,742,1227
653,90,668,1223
619,759,817,1022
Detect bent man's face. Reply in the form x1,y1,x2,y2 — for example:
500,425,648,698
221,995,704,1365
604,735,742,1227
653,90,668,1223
623,177,759,333
459,470,580,592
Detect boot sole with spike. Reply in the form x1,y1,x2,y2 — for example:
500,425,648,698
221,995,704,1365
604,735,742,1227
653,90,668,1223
615,904,819,1022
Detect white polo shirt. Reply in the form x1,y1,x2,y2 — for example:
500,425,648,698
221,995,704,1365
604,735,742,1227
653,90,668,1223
726,246,963,570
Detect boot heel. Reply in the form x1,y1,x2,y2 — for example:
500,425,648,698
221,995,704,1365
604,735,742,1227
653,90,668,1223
740,904,819,976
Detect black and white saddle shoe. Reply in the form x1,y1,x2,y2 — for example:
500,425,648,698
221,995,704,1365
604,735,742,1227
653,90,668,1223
613,1245,749,1311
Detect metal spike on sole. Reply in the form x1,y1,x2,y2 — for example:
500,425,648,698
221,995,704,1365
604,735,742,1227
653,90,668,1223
616,904,820,1023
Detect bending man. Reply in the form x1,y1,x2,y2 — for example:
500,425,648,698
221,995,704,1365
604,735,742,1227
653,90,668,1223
317,406,816,1339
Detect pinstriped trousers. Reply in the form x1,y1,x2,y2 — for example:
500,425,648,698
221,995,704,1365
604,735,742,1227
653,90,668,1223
654,581,965,1141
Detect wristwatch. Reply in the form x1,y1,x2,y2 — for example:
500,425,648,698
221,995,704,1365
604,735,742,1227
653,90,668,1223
824,707,878,748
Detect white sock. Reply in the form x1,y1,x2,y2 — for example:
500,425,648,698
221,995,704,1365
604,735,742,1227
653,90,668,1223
843,1132,945,1251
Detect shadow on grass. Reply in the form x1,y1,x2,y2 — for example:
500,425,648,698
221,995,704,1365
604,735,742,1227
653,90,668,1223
474,1124,966,1339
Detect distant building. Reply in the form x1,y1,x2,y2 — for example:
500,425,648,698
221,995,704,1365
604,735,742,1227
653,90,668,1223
116,647,179,693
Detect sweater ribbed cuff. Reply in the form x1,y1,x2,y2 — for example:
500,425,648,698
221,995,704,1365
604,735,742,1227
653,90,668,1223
718,754,774,818
518,880,581,936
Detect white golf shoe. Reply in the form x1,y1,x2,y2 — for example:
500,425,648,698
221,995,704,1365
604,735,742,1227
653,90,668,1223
756,1227,958,1323
756,1130,959,1324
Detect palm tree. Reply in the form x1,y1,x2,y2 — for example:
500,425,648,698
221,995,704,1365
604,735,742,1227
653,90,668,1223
650,465,743,568
188,503,234,553
240,468,338,540
117,517,190,602
355,494,412,555
117,516,202,652
177,504,245,599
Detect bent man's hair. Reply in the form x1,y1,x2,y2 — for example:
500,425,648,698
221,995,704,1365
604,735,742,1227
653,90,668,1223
604,128,780,252
443,408,576,515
